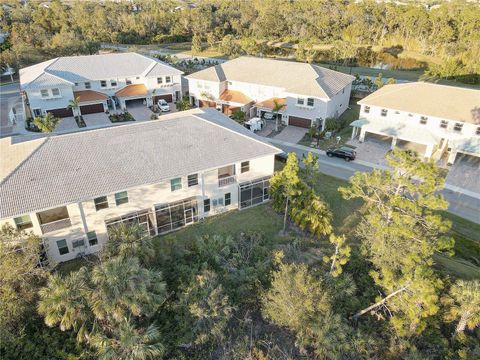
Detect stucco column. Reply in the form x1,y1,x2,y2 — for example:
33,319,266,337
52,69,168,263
447,150,457,165
424,144,434,158
359,128,366,142
351,127,357,140
391,137,397,150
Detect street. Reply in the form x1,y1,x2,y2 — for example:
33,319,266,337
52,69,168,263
0,82,21,137
269,138,480,224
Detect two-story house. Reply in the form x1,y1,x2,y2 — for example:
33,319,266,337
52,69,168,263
20,52,183,118
351,82,480,164
186,56,355,129
0,108,281,263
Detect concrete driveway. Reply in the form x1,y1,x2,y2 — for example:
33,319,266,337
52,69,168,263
446,154,480,194
55,117,79,132
126,103,154,121
274,126,308,143
83,113,111,127
347,137,391,167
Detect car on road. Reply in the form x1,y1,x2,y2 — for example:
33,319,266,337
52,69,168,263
326,146,356,161
262,112,275,121
157,99,170,112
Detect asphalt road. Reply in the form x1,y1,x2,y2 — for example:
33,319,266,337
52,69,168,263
272,140,480,224
0,82,21,136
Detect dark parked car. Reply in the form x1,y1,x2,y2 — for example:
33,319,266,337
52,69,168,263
326,146,356,161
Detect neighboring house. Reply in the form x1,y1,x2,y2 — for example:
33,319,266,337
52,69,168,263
20,52,183,119
186,56,354,129
0,109,280,263
351,82,480,165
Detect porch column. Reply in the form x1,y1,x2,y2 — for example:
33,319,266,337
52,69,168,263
391,137,397,150
424,144,434,159
359,128,366,142
351,127,357,140
447,150,457,165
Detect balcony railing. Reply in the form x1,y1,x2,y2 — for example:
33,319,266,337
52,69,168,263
40,218,72,234
218,175,236,187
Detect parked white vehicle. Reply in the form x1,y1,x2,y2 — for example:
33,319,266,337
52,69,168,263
157,99,170,112
262,112,275,121
244,117,264,132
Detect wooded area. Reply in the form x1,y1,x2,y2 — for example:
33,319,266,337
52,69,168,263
1,0,479,84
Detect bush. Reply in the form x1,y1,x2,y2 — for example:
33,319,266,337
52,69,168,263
109,112,135,123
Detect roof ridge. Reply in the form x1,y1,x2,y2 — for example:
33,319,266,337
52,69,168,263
358,82,415,103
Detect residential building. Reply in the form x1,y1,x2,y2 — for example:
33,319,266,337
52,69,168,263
186,56,354,129
0,109,280,263
350,82,480,164
20,52,183,118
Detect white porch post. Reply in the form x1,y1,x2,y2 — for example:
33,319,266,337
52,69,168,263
359,128,366,142
424,144,434,159
351,126,357,140
391,137,397,150
447,150,457,165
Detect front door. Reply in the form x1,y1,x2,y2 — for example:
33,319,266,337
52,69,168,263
184,208,194,225
175,91,181,102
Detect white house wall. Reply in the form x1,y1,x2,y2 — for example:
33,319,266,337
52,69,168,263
27,85,74,114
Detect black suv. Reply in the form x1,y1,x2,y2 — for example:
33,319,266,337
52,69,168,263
326,146,356,161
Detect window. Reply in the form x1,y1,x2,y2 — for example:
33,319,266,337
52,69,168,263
14,215,33,230
239,176,270,209
72,239,85,249
51,88,60,96
297,98,305,106
115,191,129,205
171,177,182,191
57,239,69,255
85,82,91,89
440,120,448,128
241,161,250,173
204,198,210,213
420,116,428,125
110,80,117,87
165,76,171,83
41,89,49,97
187,174,198,187
394,111,400,114
157,77,163,84
100,80,107,87
225,193,231,206
476,127,480,135
74,82,79,86
364,106,370,114
87,231,98,246
307,98,314,107
126,78,132,85
381,109,388,117
94,196,109,211
155,197,198,234
454,123,463,132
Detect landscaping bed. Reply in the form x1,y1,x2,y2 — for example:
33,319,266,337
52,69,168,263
74,115,86,128
109,112,135,123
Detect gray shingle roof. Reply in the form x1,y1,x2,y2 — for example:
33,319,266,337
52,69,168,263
186,57,354,98
20,53,183,89
0,109,280,219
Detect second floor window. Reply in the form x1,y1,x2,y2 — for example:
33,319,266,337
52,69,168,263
85,82,91,89
111,80,117,87
297,98,305,106
14,215,33,231
51,88,60,96
41,89,49,97
126,78,132,85
188,174,198,187
420,116,428,125
440,120,448,128
364,106,370,113
87,231,98,246
94,196,109,211
307,98,314,107
241,161,250,173
476,127,480,135
454,123,463,132
157,77,163,84
115,191,129,205
165,76,171,83
100,80,107,87
381,109,388,117
171,177,182,191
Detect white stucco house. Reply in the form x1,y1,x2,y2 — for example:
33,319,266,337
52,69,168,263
0,108,280,263
20,52,183,118
186,56,355,129
351,82,480,164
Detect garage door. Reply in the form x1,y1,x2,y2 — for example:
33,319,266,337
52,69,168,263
46,107,73,118
80,103,104,114
154,94,173,103
288,116,311,128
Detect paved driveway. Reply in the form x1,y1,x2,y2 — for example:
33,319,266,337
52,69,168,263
446,154,480,194
126,103,154,121
274,126,308,143
347,137,391,167
55,117,79,132
83,113,111,127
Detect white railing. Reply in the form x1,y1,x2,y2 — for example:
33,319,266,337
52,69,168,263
218,175,236,187
40,218,71,234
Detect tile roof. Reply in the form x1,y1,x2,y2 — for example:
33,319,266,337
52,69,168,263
0,109,280,219
358,82,480,124
115,84,148,97
219,89,253,104
20,53,183,90
256,97,287,110
187,56,354,98
73,90,109,103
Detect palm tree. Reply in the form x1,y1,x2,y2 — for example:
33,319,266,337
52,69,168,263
68,96,82,117
104,223,154,262
272,99,286,132
443,279,480,333
90,320,165,360
176,95,192,111
33,112,60,133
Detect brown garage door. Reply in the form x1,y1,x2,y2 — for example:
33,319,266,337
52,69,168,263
198,100,216,108
288,116,311,128
80,103,104,114
46,107,73,118
154,94,173,103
